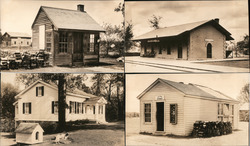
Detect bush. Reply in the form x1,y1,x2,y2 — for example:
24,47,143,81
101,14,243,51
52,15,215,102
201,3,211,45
39,121,58,134
66,119,93,126
192,121,232,138
0,118,15,132
142,51,155,57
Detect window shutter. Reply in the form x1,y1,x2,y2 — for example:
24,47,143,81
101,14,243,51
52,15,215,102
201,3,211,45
52,101,54,114
23,103,25,114
69,101,72,113
36,87,38,96
42,86,44,96
29,103,31,114
93,106,95,114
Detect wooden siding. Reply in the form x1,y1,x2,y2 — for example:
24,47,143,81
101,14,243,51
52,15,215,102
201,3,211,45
32,9,54,50
140,81,185,135
189,24,225,60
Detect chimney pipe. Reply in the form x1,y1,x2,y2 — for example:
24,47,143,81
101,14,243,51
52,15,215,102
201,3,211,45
214,18,219,23
77,4,84,12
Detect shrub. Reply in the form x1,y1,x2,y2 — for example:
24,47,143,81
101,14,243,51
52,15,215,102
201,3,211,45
192,121,232,138
39,121,58,134
142,51,155,57
0,118,15,132
66,119,93,126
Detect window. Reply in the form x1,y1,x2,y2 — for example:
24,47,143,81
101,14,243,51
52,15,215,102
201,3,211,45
59,32,68,53
70,101,84,114
52,101,58,114
167,46,171,55
93,106,95,114
36,86,44,96
144,103,151,122
46,32,52,52
170,104,177,124
23,102,31,114
99,105,103,114
14,41,16,45
36,132,39,140
89,34,95,52
27,42,29,45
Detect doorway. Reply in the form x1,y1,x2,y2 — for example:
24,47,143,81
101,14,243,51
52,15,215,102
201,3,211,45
178,45,182,58
73,32,84,63
207,43,212,58
156,102,164,131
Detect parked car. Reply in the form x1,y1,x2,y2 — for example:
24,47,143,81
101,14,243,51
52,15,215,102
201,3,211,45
0,57,9,70
14,52,22,69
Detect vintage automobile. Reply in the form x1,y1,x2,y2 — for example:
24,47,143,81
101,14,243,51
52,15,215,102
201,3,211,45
30,53,38,68
14,52,22,69
37,50,45,67
0,57,9,70
22,52,31,69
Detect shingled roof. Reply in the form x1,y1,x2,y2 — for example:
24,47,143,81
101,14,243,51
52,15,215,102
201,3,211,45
15,123,43,134
133,19,233,41
137,78,239,103
32,6,105,32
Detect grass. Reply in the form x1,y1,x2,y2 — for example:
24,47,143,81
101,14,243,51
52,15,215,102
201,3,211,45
196,60,249,68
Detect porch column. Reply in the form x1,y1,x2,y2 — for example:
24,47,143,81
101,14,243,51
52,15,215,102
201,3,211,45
95,103,99,123
103,104,106,122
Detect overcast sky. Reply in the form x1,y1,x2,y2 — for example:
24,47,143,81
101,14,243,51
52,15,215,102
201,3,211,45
126,73,249,112
125,0,248,42
1,0,123,35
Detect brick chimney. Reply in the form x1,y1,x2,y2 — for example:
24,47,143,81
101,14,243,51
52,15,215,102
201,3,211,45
214,18,219,23
77,4,84,12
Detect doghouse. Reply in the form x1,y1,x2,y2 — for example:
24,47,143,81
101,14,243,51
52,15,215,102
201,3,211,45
15,123,44,144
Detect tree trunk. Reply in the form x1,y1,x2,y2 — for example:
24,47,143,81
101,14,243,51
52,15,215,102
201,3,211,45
58,74,66,131
117,86,122,120
107,82,112,101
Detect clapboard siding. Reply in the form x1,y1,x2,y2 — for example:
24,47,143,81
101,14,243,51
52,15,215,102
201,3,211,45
184,97,217,135
140,82,185,135
32,9,53,50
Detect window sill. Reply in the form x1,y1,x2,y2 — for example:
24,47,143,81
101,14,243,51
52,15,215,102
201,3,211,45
144,122,152,125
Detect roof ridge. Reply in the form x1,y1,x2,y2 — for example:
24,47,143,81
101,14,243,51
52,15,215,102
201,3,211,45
160,19,211,29
41,5,87,13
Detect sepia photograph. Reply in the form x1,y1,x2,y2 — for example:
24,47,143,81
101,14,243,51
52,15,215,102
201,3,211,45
124,0,249,73
126,73,249,145
0,0,124,73
1,73,124,145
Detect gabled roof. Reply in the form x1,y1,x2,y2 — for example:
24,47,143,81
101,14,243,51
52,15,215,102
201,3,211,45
4,32,31,38
133,19,233,41
137,78,239,103
32,6,105,32
15,80,95,99
15,123,44,134
84,96,107,104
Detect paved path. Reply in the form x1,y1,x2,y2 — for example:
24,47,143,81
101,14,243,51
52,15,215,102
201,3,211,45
125,57,249,73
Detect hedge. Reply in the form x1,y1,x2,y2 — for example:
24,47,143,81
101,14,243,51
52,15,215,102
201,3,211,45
192,121,232,138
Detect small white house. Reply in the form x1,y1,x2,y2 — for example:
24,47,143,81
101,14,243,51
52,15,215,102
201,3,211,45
137,78,240,136
13,80,107,126
15,123,44,144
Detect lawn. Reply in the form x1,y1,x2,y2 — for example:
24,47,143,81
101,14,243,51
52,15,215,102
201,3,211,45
196,60,249,69
126,117,249,146
1,122,124,146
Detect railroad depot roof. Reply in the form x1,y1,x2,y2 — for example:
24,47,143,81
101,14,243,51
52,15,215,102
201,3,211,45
137,78,239,103
133,19,233,41
32,6,105,32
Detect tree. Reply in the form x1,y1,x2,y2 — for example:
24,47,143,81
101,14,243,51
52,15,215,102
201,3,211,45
237,34,249,55
238,83,249,104
148,15,162,29
125,22,134,51
1,82,19,119
16,73,87,131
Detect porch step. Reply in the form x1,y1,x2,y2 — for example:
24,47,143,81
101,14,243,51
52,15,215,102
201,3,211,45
73,62,83,67
153,131,167,136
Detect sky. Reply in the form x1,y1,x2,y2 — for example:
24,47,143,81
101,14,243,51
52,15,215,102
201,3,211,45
1,0,123,35
126,73,249,113
125,0,249,42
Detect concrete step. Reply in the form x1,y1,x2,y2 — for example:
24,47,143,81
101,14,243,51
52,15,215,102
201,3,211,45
153,131,166,136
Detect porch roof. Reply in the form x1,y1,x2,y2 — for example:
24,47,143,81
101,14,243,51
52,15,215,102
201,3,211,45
133,19,234,41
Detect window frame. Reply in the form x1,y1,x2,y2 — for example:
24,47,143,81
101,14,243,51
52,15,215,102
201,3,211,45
89,34,95,53
144,103,151,123
170,104,177,124
59,32,68,53
36,86,44,97
52,101,58,114
23,102,31,114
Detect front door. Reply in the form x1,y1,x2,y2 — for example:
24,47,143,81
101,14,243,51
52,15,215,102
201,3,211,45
178,45,182,58
73,33,83,63
156,102,164,131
